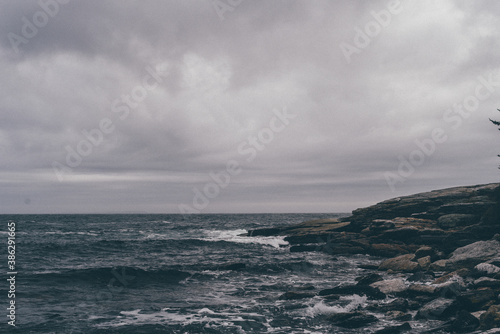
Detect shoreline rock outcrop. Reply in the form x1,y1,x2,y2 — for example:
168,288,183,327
249,182,500,332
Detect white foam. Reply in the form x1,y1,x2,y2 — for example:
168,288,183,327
305,295,368,317
197,308,215,314
202,229,288,249
44,231,99,236
143,233,171,240
96,308,267,329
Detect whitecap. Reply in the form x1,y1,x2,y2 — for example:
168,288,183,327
201,229,288,249
197,308,215,314
305,294,368,317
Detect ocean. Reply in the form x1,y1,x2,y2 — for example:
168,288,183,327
2,214,429,333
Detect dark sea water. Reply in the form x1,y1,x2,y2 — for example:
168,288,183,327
2,214,442,333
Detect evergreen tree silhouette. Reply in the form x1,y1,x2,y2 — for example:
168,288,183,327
491,109,500,169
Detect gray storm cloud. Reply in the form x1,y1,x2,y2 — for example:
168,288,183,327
0,0,499,213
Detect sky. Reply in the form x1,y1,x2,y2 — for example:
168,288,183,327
0,0,499,214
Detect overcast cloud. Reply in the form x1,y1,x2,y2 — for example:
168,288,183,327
1,0,499,214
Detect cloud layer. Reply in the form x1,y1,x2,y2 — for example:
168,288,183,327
1,0,499,213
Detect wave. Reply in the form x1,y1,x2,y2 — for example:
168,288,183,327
25,266,191,285
305,295,368,317
200,229,289,249
95,307,269,333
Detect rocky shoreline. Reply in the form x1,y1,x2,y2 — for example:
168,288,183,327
249,182,500,333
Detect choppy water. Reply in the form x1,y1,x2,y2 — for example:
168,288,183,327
1,214,444,333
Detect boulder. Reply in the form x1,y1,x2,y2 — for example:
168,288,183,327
319,285,385,300
327,312,378,328
415,298,457,320
474,277,500,288
368,243,411,257
406,284,437,296
475,263,500,276
379,254,419,273
415,246,434,259
446,240,500,270
432,269,470,284
368,298,409,312
432,274,466,298
355,273,383,286
430,259,448,271
480,305,500,330
417,256,431,270
457,288,496,311
447,310,480,333
247,227,285,237
436,283,465,299
370,279,407,294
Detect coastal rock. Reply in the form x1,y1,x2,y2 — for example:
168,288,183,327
355,273,383,286
370,279,407,294
406,284,437,296
480,305,500,330
319,285,385,300
474,277,500,289
328,312,378,328
378,254,419,273
475,263,500,276
432,269,470,284
446,240,500,270
368,298,409,312
447,310,480,333
415,246,434,259
247,227,285,237
437,214,477,229
267,183,500,331
438,199,496,215
417,256,431,270
415,298,457,320
281,220,351,244
430,259,448,271
349,183,499,229
374,322,411,334
368,243,411,257
364,219,395,235
435,281,466,299
457,288,496,311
